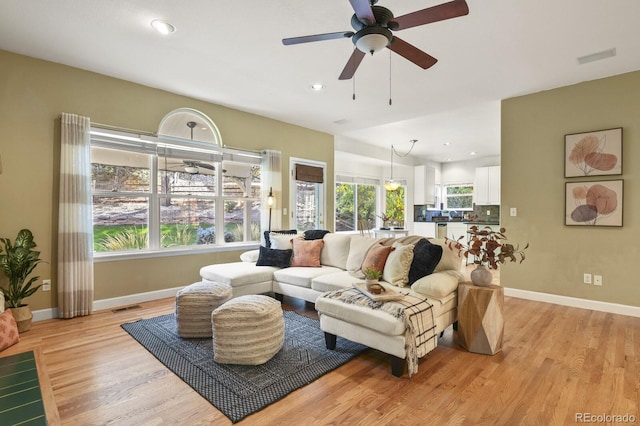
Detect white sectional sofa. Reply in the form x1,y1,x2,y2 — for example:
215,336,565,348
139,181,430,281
199,232,465,376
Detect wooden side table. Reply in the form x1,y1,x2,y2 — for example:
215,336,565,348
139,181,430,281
457,282,504,355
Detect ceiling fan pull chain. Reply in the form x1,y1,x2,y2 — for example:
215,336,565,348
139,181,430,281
353,74,356,100
389,50,392,106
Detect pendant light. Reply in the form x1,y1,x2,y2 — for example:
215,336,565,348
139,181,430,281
384,145,399,191
384,140,418,191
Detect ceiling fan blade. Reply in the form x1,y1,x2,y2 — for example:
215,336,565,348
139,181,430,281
387,37,438,69
348,0,376,25
339,49,366,80
393,0,469,31
283,31,354,46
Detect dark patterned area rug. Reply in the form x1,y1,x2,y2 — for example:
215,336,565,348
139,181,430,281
122,311,367,423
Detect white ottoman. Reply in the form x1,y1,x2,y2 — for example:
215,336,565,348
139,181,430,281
211,295,284,365
175,281,232,338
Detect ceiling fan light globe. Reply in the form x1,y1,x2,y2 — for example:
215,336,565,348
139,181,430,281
184,166,199,174
352,27,392,54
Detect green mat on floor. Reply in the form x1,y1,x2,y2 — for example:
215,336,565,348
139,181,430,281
0,351,47,426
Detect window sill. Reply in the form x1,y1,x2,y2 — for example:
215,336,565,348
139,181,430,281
93,242,260,263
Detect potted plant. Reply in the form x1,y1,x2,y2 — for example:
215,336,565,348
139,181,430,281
0,229,44,332
447,226,528,287
363,267,385,294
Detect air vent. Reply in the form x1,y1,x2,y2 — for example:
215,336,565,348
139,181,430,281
112,305,142,313
577,48,616,65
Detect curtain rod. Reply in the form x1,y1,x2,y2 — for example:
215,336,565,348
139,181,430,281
91,122,157,137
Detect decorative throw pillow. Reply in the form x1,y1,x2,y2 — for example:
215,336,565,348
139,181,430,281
408,238,444,285
263,229,297,248
269,233,297,250
383,242,415,287
303,229,330,240
291,239,324,267
256,246,293,268
0,310,20,352
411,270,460,300
361,243,395,276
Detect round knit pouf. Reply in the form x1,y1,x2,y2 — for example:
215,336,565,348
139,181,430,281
211,295,284,365
175,281,232,338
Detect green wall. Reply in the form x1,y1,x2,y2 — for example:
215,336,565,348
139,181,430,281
501,70,639,307
0,50,334,310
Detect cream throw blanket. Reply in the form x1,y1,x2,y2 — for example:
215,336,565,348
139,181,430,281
321,287,437,377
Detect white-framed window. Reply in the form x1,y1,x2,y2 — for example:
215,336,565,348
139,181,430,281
335,175,379,232
290,159,326,231
91,128,262,256
443,183,474,210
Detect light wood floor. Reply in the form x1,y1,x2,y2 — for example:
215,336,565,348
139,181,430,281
2,285,639,425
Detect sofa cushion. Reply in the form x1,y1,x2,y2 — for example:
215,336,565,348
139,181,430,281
408,238,443,285
320,233,352,270
240,249,260,263
256,246,293,268
291,239,324,267
200,262,277,288
346,235,380,272
274,266,343,288
382,241,415,287
429,238,463,273
411,270,461,300
264,229,297,248
311,270,361,293
361,243,394,275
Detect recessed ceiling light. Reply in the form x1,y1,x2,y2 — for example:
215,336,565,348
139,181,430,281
151,19,176,35
470,152,476,156
310,83,325,91
443,142,451,146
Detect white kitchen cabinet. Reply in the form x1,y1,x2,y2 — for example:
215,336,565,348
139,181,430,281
413,222,436,238
414,165,436,205
446,223,468,241
474,166,500,205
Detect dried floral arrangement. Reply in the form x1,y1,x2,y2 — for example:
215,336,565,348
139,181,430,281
446,225,529,269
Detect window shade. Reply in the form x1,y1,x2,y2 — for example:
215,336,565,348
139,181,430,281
295,164,323,183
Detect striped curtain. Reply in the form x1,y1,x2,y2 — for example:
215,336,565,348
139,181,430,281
261,150,282,235
58,113,94,318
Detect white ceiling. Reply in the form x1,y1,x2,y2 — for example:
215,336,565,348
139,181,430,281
2,0,640,163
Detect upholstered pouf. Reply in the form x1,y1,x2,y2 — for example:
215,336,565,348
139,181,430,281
211,295,284,365
175,281,233,338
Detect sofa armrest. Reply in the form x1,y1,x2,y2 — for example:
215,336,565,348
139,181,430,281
240,249,260,263
411,270,463,299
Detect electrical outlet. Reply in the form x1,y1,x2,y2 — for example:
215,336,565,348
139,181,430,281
510,207,517,217
486,210,491,215
42,279,51,291
283,208,287,215
594,275,603,286
583,273,592,284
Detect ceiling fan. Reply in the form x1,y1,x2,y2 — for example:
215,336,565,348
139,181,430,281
282,0,469,80
181,160,215,174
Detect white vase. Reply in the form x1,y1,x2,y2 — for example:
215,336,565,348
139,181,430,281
470,264,493,287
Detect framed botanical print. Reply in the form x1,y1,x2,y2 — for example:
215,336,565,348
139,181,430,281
565,179,623,227
565,127,622,177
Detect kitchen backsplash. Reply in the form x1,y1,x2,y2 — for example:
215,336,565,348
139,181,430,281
414,204,500,223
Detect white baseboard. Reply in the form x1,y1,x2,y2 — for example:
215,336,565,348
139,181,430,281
504,287,640,318
30,285,640,322
32,286,183,321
